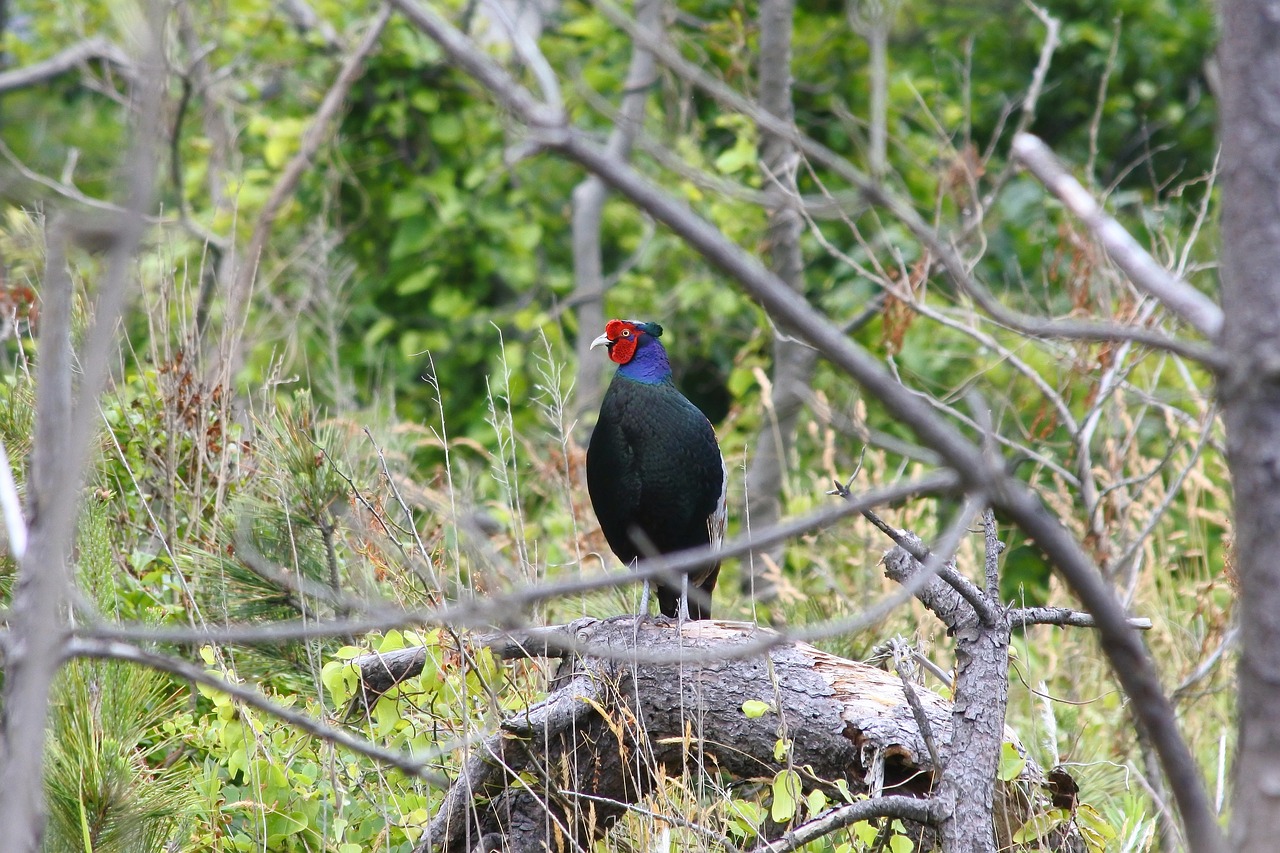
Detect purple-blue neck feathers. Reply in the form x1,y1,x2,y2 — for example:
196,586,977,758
618,334,672,385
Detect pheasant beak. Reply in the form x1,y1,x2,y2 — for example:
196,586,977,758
590,333,612,350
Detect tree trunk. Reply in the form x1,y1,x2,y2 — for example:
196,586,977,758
742,0,817,603
570,0,661,428
1219,1,1280,848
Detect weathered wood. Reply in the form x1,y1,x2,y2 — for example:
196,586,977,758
363,617,1060,853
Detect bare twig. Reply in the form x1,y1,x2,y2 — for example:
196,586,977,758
66,637,449,786
893,641,942,773
569,0,660,420
595,0,1222,368
860,505,1002,626
748,796,938,853
0,8,166,842
82,472,960,650
0,36,132,94
1011,607,1152,631
1011,133,1224,340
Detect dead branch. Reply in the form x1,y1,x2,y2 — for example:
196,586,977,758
218,4,391,377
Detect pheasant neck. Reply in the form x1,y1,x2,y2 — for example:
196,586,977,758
618,342,672,384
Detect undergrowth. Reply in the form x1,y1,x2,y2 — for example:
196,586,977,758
0,207,1233,853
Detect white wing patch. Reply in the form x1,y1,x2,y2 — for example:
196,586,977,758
707,448,728,547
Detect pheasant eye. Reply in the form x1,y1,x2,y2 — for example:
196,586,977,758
621,329,632,338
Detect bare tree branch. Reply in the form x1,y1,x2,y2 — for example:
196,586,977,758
570,0,660,423
66,637,449,786
1012,132,1223,340
1011,608,1152,631
742,0,820,604
595,0,1221,368
0,222,76,851
219,4,391,377
1219,1,1280,848
81,471,959,649
746,796,938,853
0,7,166,843
0,36,132,94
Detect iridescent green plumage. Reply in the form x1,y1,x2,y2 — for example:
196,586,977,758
586,320,726,619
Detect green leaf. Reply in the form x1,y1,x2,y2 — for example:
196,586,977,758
714,135,757,174
998,741,1027,781
888,834,915,853
379,630,407,653
770,769,802,824
1012,808,1070,844
388,189,427,221
1076,803,1118,839
725,799,765,839
396,265,439,296
806,787,828,816
389,215,434,261
321,660,359,706
431,114,464,145
561,15,607,38
741,699,770,718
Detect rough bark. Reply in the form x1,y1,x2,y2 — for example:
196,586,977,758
1219,1,1280,849
742,0,818,602
377,617,1063,853
885,537,1010,850
570,0,660,427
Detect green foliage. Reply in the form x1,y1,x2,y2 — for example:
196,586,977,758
44,661,198,853
0,0,1232,848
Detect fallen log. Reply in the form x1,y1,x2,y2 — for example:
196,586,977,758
350,616,1073,853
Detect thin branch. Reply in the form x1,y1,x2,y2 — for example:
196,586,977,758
982,508,1002,599
1011,607,1152,631
595,0,1222,368
382,7,1223,845
0,8,165,840
859,505,1002,626
80,471,960,647
1011,133,1224,340
1010,3,1061,143
66,637,449,786
894,642,942,773
221,4,392,372
748,796,938,853
0,36,132,94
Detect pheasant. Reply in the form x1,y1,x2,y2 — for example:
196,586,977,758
586,319,727,620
